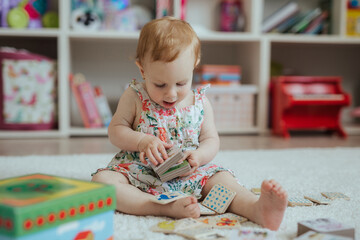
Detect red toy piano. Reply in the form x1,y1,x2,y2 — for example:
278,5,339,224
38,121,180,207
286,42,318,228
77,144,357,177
271,76,351,138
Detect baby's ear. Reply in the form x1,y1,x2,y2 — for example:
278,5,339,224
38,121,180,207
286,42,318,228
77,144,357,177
195,58,200,68
135,60,145,78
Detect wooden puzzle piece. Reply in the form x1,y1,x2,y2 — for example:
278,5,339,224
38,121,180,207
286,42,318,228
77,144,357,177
251,188,261,195
304,194,332,205
198,213,247,229
295,231,353,240
321,192,350,201
198,203,217,215
288,196,313,207
228,228,276,240
176,227,226,240
201,183,236,213
150,191,188,204
151,218,206,233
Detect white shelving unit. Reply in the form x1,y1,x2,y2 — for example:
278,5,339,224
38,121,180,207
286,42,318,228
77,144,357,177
0,0,359,139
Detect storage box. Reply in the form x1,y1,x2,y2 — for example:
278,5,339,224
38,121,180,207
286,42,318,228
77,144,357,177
206,85,257,130
0,174,116,240
0,47,57,130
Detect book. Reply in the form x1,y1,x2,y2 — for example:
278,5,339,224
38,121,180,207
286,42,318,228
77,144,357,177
94,86,113,127
262,1,300,33
289,8,322,33
271,12,304,33
70,73,102,128
304,11,328,34
148,145,191,182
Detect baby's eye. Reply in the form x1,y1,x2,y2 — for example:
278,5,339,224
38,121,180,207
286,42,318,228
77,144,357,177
176,83,186,86
155,84,165,88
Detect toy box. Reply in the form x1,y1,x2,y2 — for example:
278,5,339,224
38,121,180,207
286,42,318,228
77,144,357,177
0,47,57,130
0,174,116,240
206,85,256,130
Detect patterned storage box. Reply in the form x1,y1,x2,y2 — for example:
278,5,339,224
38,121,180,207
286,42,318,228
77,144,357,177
0,47,57,130
206,85,257,130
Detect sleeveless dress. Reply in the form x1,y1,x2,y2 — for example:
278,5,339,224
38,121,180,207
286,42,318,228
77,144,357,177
93,80,233,199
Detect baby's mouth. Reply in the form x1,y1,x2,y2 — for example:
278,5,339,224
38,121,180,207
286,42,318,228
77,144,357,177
162,100,176,108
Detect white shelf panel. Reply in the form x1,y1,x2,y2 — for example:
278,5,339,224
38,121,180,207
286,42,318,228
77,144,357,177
0,130,63,139
267,34,360,44
68,31,140,40
197,32,260,42
69,127,108,136
345,125,360,135
0,28,60,37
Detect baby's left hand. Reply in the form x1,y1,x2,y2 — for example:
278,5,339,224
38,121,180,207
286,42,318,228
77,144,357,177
180,150,201,177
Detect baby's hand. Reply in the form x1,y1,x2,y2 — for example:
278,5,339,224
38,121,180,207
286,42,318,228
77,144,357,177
138,135,173,166
180,150,201,177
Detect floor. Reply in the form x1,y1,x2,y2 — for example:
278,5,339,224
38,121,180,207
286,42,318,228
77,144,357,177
1,134,360,156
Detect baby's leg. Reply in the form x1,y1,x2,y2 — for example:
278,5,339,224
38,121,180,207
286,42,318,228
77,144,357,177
201,171,287,230
92,170,200,218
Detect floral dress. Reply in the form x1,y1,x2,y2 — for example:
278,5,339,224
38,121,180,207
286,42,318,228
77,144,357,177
93,80,233,199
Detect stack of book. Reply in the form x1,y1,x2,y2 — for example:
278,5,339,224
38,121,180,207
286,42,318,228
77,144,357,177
70,73,113,128
262,1,331,34
149,146,191,182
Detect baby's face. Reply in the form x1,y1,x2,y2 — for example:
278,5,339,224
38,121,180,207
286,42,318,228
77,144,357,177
142,46,196,109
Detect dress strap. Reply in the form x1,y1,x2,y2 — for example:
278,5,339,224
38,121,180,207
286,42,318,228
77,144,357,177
129,79,152,104
193,84,210,105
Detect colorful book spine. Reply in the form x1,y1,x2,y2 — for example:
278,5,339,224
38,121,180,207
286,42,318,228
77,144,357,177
290,8,322,33
70,73,102,128
262,1,300,33
94,86,113,127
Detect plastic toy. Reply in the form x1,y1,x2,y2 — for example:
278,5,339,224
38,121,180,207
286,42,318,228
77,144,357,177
0,173,116,240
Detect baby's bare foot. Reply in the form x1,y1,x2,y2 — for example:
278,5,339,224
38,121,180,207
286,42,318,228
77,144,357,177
255,179,288,230
164,196,200,219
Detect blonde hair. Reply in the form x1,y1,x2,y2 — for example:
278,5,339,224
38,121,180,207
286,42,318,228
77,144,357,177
136,17,201,67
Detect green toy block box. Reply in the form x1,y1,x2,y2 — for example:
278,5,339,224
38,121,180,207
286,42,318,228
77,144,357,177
0,174,116,239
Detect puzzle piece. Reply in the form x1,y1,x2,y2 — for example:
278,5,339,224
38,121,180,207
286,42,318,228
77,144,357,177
151,218,206,233
251,188,261,195
295,231,353,240
198,213,247,229
304,194,332,205
150,191,188,204
321,192,350,201
228,228,276,240
198,203,217,215
176,227,226,240
201,183,236,213
288,196,313,207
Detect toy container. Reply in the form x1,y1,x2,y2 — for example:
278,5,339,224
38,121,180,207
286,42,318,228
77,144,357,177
0,174,116,240
0,47,57,130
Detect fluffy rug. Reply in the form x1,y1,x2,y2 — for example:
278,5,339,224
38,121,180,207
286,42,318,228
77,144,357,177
1,148,359,239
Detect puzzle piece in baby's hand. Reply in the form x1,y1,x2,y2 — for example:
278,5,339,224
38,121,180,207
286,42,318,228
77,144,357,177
198,213,247,229
321,192,350,201
150,191,188,204
304,194,332,205
201,183,236,213
198,203,217,215
288,196,313,207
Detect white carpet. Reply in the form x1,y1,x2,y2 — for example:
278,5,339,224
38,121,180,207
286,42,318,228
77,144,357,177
1,148,359,240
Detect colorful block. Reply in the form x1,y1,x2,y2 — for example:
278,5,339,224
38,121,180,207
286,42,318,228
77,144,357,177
0,174,116,239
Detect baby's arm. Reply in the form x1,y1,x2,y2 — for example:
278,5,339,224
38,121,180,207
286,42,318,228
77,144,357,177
183,96,219,174
196,96,220,165
108,87,171,165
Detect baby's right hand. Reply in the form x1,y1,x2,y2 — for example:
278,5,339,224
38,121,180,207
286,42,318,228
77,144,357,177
138,135,173,166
